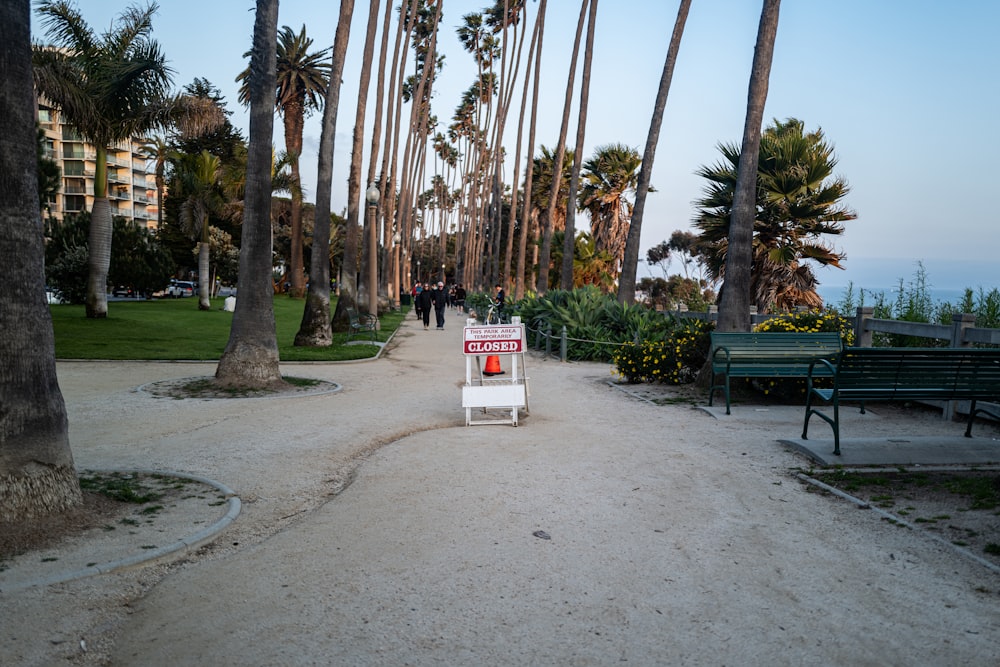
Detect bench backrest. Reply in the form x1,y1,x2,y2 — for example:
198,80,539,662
346,307,360,323
834,347,1000,398
710,332,843,363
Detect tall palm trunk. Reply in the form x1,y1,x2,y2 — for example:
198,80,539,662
285,100,307,298
618,0,691,304
717,0,781,333
0,0,80,521
216,0,282,387
296,0,355,346
538,0,588,294
516,0,547,298
355,0,382,318
198,236,211,310
334,0,382,324
505,2,540,293
86,148,112,318
560,0,598,290
370,0,393,302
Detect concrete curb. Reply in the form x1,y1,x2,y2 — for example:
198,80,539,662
1,470,240,594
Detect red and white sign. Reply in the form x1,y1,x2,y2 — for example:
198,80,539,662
463,324,524,355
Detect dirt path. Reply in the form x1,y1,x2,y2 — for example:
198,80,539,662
2,316,999,665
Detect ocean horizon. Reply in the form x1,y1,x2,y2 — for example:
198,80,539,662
814,257,997,308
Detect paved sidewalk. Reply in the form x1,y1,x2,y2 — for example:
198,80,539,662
3,312,1000,665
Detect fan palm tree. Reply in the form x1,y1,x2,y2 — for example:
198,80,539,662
694,117,854,314
32,0,173,319
176,150,222,310
617,0,691,304
238,25,330,299
215,0,282,388
579,143,642,283
715,0,781,331
0,0,81,522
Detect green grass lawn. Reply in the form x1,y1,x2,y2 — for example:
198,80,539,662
50,296,407,361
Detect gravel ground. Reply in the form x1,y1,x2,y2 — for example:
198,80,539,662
2,314,999,666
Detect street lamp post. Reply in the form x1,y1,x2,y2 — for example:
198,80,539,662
441,263,446,284
365,183,379,320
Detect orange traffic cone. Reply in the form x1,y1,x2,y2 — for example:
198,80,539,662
483,355,505,376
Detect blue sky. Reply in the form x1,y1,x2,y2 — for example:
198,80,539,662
35,1,1000,292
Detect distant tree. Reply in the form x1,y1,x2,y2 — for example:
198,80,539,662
45,213,175,302
33,0,173,318
646,241,672,278
579,143,642,283
175,150,223,309
108,219,176,295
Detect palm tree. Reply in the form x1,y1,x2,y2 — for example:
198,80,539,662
33,0,173,319
0,0,81,521
142,136,171,232
176,150,222,310
617,0,691,304
578,143,642,284
716,0,781,332
215,0,282,388
515,0,547,298
560,0,598,291
538,0,589,293
238,25,330,300
296,0,356,347
694,117,854,313
333,0,385,326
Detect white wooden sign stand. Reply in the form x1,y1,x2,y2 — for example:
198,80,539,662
462,317,530,426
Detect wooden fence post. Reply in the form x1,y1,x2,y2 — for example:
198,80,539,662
855,307,874,348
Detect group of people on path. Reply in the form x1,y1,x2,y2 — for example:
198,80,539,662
412,281,466,330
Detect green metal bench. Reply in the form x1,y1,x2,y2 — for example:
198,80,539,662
345,306,378,343
709,332,844,414
802,347,1000,455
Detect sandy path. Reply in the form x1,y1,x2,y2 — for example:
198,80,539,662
2,314,999,665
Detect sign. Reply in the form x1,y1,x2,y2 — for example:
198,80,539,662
463,324,524,355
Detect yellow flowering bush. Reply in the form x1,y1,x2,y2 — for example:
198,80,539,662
753,309,854,344
753,310,853,398
612,319,712,384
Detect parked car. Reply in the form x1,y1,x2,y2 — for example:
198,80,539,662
166,280,195,298
112,286,136,298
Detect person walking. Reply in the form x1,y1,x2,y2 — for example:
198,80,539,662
413,282,424,321
416,284,433,330
433,281,448,329
454,283,466,315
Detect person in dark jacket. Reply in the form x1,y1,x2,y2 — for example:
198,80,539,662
416,284,433,330
433,281,448,329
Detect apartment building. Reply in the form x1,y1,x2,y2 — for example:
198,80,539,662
37,102,159,230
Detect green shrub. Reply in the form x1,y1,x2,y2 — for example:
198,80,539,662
518,286,676,361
